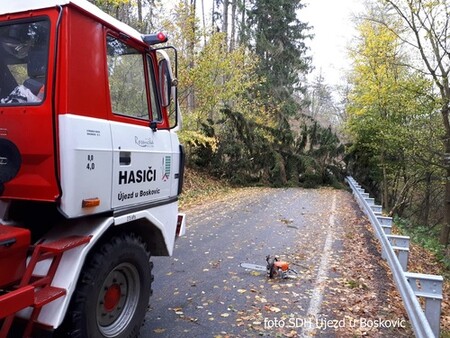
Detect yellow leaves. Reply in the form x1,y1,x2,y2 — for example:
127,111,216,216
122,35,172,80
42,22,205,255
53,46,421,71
153,327,166,334
182,33,260,120
250,270,262,276
178,130,218,152
160,5,267,151
255,295,267,303
353,20,399,62
348,20,403,121
268,306,281,313
345,17,439,161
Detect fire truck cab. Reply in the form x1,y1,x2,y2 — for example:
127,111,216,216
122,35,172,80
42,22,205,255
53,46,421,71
0,0,185,337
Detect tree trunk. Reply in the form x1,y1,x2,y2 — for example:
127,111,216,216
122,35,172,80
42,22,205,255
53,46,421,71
212,0,215,32
147,0,155,32
187,0,196,113
222,0,229,45
137,0,142,28
229,0,237,51
201,0,206,44
421,171,432,227
238,0,246,45
381,153,390,210
440,106,450,245
440,168,450,245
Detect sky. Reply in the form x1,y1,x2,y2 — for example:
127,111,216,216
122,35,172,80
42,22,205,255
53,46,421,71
299,0,364,87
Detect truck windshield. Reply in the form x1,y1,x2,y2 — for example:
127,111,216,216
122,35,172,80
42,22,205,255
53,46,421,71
0,19,49,105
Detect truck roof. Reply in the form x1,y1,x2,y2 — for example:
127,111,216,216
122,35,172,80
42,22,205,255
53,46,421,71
0,0,143,43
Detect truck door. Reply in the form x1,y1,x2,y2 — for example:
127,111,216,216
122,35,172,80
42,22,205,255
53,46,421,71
106,35,174,210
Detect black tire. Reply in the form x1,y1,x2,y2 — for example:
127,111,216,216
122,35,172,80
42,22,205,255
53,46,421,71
62,233,153,338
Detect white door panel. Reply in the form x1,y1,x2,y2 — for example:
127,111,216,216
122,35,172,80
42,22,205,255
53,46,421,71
110,121,173,209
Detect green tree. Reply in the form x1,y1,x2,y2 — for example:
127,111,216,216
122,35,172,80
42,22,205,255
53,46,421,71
245,0,313,183
380,0,450,245
346,13,440,220
161,3,265,172
247,0,311,104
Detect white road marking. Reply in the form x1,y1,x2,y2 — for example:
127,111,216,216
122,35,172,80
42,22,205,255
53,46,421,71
302,192,337,337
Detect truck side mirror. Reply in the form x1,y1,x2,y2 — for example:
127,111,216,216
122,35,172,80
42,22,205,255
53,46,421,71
156,47,180,130
158,59,172,108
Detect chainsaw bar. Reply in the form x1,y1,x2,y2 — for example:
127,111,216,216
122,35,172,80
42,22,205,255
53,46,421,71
239,262,267,272
240,259,299,279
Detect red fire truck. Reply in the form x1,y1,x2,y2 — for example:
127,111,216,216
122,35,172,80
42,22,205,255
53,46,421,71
0,0,185,337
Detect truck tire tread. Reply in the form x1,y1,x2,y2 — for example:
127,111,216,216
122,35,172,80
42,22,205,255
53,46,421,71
57,233,152,338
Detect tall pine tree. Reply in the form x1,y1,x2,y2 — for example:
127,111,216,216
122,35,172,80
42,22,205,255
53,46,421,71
247,0,311,105
246,0,312,184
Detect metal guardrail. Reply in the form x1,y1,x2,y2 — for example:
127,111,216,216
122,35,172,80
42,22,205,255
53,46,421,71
346,176,443,338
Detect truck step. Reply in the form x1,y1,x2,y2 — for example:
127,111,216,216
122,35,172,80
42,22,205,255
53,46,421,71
34,286,66,308
38,235,91,253
1,236,91,337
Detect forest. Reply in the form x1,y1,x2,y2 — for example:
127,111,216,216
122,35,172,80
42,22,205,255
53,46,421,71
90,0,450,256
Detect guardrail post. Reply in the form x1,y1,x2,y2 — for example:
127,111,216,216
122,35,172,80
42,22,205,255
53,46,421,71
386,235,410,271
365,197,375,205
405,272,443,338
370,204,382,214
392,247,409,271
377,216,392,235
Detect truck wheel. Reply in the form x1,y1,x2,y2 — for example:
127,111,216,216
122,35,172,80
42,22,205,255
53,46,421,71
63,233,153,338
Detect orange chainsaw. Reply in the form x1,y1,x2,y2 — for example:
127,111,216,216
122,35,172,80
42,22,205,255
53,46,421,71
240,255,298,279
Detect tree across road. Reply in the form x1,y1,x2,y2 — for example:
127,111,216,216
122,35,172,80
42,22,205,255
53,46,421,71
144,187,412,337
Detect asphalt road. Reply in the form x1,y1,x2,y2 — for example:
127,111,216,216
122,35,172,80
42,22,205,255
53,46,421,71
142,187,354,337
